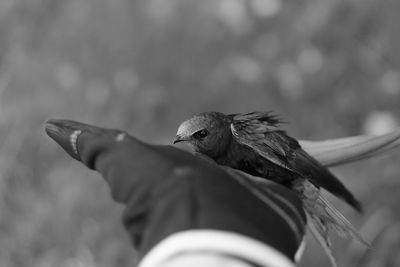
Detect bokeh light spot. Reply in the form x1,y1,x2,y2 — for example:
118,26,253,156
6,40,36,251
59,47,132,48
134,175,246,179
363,111,399,135
218,0,251,35
250,0,282,18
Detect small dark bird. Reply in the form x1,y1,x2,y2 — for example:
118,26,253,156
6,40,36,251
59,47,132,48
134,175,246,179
174,111,361,211
174,111,368,266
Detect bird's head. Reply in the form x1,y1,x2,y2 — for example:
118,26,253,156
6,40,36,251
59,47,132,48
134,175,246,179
174,112,232,159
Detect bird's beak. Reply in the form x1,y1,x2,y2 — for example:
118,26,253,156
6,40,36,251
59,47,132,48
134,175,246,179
173,135,185,144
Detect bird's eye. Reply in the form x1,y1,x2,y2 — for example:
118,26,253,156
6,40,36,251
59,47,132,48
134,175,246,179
192,129,209,139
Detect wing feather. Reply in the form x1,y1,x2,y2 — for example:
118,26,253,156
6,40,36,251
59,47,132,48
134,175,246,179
230,112,363,211
231,112,299,171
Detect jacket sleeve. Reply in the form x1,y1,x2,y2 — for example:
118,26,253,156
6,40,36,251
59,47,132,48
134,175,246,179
46,119,307,266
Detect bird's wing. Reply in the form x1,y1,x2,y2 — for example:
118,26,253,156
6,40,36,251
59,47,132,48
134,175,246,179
230,112,363,212
230,112,300,172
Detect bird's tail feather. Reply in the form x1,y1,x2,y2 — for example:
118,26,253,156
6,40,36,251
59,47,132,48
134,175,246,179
296,180,370,247
295,149,363,212
307,212,338,267
298,179,370,266
317,195,371,248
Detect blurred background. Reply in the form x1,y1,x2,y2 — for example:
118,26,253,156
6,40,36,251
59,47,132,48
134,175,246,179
1,0,400,266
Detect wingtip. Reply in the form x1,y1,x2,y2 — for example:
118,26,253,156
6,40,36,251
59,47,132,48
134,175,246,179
347,196,364,214
355,203,364,214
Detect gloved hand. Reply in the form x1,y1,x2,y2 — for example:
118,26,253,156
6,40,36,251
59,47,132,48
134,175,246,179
45,119,306,267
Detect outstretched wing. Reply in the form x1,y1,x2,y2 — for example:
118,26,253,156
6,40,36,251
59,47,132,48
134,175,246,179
230,112,363,212
230,112,300,172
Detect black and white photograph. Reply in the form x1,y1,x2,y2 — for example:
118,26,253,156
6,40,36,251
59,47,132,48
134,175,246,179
2,1,400,266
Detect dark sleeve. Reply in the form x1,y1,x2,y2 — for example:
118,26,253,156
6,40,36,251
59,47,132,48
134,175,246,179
46,120,307,263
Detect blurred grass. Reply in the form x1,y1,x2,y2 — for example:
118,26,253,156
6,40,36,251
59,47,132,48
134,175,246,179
1,0,400,266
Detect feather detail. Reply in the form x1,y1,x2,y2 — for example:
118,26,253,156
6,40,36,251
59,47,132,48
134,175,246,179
231,111,284,127
291,149,363,212
307,212,338,267
291,179,369,267
231,112,362,212
317,195,371,247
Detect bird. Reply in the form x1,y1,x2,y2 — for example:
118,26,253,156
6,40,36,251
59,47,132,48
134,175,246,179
174,111,369,266
174,111,361,210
